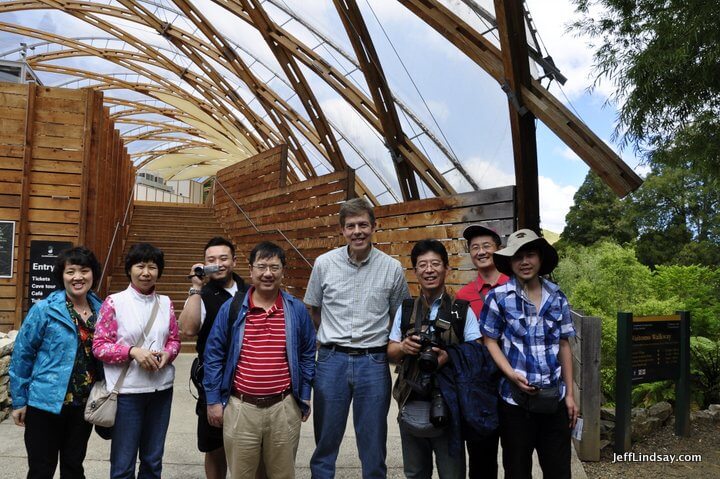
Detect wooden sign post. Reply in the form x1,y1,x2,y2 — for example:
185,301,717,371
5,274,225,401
615,311,691,453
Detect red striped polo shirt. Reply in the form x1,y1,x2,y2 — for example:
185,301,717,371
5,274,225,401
233,289,291,396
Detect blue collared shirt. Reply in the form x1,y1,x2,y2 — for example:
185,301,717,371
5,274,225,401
479,276,575,405
389,294,481,342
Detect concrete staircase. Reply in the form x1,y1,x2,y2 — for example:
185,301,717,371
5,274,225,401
107,203,233,351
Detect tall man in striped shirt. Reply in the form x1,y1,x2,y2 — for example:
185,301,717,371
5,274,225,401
305,198,411,479
203,242,317,479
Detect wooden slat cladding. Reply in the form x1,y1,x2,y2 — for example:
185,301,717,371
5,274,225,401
213,146,515,300
0,82,134,331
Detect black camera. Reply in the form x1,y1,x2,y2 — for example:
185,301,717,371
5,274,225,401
416,331,441,373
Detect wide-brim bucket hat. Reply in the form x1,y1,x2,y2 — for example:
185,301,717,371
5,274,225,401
492,229,559,276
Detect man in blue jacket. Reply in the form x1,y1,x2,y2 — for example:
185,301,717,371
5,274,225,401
203,241,316,479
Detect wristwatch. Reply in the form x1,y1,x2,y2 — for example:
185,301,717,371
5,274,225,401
188,287,201,296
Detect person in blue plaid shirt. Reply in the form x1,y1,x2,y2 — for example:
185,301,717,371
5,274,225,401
479,229,578,479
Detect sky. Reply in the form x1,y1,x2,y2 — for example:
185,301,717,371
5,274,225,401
0,0,644,233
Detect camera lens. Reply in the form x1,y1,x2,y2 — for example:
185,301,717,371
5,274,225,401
193,266,205,277
418,349,438,373
429,389,448,427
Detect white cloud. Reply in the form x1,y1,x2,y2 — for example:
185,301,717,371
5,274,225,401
558,146,582,163
525,0,616,100
463,157,515,189
539,176,577,233
425,100,450,122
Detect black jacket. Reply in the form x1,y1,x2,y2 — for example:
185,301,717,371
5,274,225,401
196,272,246,357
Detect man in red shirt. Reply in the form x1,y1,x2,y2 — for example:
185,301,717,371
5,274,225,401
456,224,508,479
203,242,316,479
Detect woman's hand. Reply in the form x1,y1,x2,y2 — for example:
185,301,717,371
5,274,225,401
130,347,160,371
12,407,26,427
154,350,170,369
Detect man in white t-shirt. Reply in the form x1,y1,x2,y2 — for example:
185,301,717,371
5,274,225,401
179,236,246,479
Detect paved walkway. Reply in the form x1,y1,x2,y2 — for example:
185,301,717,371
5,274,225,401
0,354,587,478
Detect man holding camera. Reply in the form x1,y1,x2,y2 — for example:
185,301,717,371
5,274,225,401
388,239,481,479
179,236,246,479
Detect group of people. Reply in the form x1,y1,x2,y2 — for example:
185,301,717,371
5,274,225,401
9,197,577,479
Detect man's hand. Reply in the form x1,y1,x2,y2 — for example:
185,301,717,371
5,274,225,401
130,347,160,371
302,400,311,422
432,347,449,367
207,403,224,427
189,263,205,289
401,335,422,356
511,372,538,395
12,407,26,427
565,394,579,428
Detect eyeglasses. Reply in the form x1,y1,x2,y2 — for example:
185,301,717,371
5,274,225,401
470,242,496,253
415,260,444,271
252,263,282,273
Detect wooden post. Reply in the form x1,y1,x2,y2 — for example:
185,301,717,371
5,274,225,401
571,310,602,461
675,310,691,436
14,83,36,328
615,312,633,453
494,0,540,233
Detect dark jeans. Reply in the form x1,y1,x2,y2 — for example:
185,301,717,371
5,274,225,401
110,388,173,479
498,400,571,479
466,428,499,479
24,404,93,479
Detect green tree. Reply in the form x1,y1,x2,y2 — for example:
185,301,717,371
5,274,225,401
571,0,720,155
632,163,720,267
559,171,636,248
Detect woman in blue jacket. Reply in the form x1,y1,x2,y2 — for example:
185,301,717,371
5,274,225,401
10,246,103,479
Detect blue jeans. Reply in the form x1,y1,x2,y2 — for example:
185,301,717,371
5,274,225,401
400,428,465,479
310,348,391,479
110,388,173,479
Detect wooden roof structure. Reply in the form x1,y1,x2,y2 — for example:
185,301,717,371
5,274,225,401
0,0,641,231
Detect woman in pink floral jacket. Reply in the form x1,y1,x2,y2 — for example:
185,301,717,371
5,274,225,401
93,243,180,479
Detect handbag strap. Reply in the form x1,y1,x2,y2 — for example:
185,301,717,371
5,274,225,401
113,298,160,392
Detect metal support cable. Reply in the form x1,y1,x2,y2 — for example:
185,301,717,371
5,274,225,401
214,178,313,268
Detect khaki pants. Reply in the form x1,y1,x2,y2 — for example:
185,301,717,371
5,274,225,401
223,394,302,479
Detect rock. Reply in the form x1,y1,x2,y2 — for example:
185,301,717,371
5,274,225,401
599,439,612,450
0,374,8,385
7,330,18,340
690,410,714,424
0,359,9,377
600,419,615,437
647,401,673,423
708,404,720,413
708,409,720,423
0,389,7,404
631,407,647,418
601,406,616,421
0,337,13,356
0,356,9,376
631,416,662,441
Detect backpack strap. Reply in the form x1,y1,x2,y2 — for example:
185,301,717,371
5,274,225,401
449,299,470,341
227,287,247,332
400,298,415,337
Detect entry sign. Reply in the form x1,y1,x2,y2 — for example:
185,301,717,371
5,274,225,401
631,315,681,384
28,240,73,305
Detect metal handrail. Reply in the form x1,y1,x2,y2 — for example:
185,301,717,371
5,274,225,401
214,178,313,268
99,189,135,290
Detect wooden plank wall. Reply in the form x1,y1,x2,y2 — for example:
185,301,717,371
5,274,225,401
0,82,134,331
213,146,516,299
